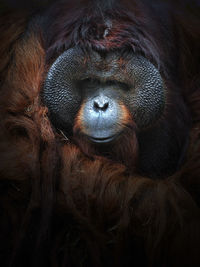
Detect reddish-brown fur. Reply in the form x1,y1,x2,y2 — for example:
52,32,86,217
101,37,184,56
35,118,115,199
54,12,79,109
0,1,200,266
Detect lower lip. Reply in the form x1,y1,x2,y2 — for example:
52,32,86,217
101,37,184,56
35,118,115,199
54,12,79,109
88,135,116,144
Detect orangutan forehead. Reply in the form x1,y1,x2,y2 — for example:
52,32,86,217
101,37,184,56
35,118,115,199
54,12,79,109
35,0,160,65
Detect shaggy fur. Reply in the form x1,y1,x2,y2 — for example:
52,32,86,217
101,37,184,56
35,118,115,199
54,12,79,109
0,0,200,266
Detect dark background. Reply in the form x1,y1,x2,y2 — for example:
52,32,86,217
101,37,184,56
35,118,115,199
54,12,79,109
0,0,200,11
0,0,54,11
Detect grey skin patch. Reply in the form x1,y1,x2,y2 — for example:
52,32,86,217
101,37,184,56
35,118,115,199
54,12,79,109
103,19,112,38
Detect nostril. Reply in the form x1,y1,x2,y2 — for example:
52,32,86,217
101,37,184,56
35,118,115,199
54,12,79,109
93,100,109,111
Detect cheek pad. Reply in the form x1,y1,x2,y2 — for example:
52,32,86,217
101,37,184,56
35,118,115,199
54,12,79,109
126,56,165,128
42,48,84,130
